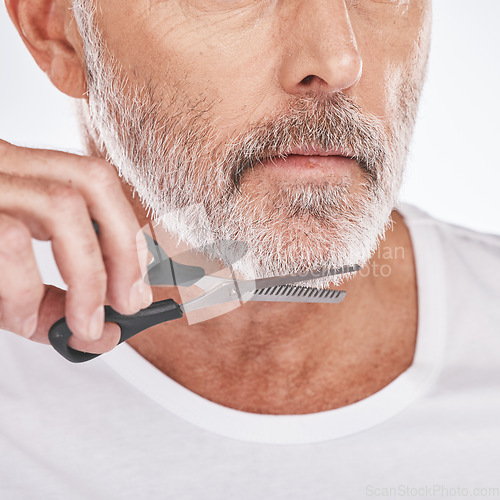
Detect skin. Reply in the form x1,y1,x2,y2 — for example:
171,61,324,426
3,0,429,413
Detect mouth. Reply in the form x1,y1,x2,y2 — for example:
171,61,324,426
258,146,359,177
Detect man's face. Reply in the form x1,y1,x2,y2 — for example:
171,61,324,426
74,0,431,286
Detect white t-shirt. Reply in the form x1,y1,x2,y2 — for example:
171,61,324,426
1,202,500,500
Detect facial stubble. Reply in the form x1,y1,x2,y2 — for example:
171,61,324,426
74,2,429,289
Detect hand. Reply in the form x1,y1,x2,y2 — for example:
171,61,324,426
0,139,153,354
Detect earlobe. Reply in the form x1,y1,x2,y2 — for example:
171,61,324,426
50,52,87,99
5,0,88,99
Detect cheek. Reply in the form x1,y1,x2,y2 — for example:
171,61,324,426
351,1,431,118
96,1,278,130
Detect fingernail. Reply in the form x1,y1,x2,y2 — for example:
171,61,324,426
22,314,38,338
129,279,144,312
88,306,104,340
141,284,153,309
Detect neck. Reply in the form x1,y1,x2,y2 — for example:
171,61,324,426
121,181,418,414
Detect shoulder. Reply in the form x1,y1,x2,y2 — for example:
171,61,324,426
398,201,500,258
397,201,500,297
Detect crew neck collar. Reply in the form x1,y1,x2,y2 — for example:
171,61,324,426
102,202,448,444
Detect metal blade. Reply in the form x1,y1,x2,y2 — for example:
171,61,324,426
180,264,359,312
244,285,346,303
237,264,361,295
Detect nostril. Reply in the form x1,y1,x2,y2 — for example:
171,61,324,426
300,74,330,89
301,75,315,85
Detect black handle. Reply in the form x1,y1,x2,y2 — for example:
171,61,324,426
48,299,183,363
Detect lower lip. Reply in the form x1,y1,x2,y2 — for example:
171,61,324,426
260,154,358,176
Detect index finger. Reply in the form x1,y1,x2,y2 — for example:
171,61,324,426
3,146,153,316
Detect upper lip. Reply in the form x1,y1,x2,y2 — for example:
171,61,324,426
284,146,354,157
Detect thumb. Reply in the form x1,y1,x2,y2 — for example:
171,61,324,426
30,285,122,355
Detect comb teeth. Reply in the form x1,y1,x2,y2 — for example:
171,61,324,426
255,285,340,298
249,285,346,303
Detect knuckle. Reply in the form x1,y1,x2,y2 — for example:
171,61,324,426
47,184,86,212
85,160,118,189
17,282,44,304
0,219,31,253
0,275,43,316
79,234,105,263
77,269,107,295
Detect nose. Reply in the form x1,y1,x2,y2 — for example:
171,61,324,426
278,0,363,96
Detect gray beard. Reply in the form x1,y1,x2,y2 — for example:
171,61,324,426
73,1,428,291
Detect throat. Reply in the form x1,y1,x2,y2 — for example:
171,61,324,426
128,283,418,414
127,209,418,415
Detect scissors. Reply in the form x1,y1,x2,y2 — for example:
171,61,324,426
49,222,360,363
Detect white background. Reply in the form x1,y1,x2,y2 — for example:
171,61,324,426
1,1,499,235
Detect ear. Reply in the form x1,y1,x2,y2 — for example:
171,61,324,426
5,0,87,98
